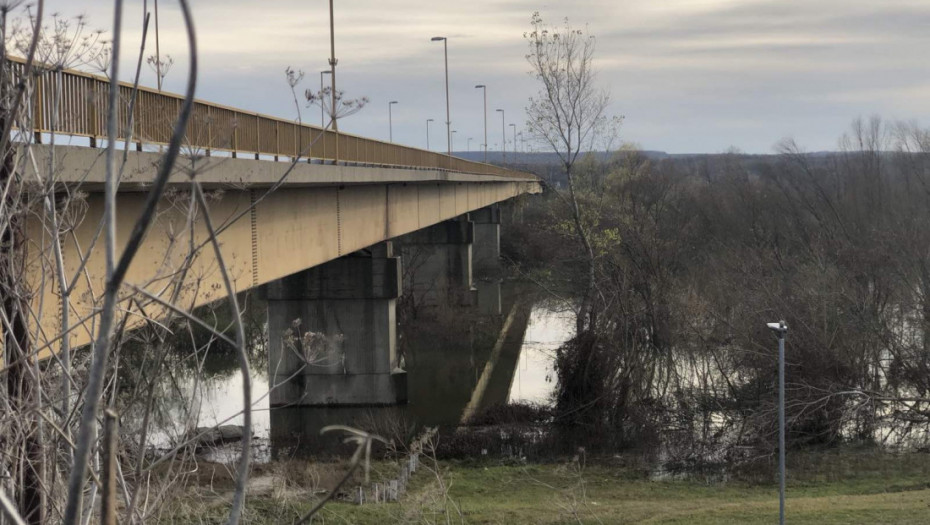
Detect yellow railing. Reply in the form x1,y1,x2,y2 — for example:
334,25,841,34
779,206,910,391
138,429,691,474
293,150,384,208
9,55,532,179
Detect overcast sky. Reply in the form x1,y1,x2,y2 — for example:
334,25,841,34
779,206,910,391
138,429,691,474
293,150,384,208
34,0,930,154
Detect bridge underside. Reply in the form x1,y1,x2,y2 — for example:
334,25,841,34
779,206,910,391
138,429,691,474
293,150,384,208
22,146,539,357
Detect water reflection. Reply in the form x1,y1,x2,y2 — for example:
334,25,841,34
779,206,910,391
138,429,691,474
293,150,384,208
508,304,572,404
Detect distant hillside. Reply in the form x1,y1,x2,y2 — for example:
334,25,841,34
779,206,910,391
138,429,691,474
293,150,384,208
452,150,670,165
452,150,851,167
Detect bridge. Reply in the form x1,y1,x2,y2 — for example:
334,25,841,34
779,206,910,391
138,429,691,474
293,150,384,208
13,57,540,409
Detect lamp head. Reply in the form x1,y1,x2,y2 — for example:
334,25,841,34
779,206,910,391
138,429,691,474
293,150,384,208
427,118,434,122
496,109,504,113
766,321,788,333
431,36,446,41
390,100,398,104
475,84,485,88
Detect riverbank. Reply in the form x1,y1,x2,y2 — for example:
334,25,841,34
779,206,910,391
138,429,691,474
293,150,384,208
160,448,930,523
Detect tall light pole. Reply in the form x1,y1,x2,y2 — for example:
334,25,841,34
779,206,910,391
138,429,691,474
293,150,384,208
328,0,338,131
431,36,451,156
467,137,473,151
426,118,434,150
451,130,458,152
495,109,505,162
388,101,398,142
767,320,789,525
509,123,516,159
475,84,487,163
320,70,331,128
154,0,162,91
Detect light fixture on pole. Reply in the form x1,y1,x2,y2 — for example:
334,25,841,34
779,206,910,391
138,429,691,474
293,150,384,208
388,101,398,142
320,70,332,128
431,36,451,156
475,84,487,162
451,130,458,152
426,118,434,150
495,109,505,162
467,137,473,151
766,320,789,525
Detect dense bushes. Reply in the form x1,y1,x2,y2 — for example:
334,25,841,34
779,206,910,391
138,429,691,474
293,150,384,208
511,119,930,456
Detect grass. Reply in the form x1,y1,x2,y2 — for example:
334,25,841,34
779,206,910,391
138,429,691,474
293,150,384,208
160,449,930,524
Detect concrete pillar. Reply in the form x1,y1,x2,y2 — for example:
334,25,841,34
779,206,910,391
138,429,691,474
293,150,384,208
395,218,475,307
471,204,501,278
471,204,502,316
266,242,406,407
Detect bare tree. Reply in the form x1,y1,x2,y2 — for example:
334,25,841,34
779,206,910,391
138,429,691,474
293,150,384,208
524,12,621,334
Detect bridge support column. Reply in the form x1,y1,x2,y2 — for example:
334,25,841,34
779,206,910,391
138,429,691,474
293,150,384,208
471,204,502,316
395,218,475,308
266,242,406,407
471,204,501,277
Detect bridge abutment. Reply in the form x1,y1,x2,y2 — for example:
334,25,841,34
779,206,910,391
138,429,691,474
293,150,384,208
266,242,406,407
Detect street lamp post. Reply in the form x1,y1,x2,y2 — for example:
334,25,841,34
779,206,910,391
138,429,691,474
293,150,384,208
767,320,789,525
327,0,339,164
320,70,331,128
475,84,487,162
431,36,451,156
328,0,338,131
452,130,458,152
495,109,505,162
467,137,473,151
509,123,516,159
388,101,398,142
154,0,162,91
426,118,434,150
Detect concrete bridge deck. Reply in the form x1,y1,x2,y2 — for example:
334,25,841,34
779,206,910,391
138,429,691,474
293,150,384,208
24,145,538,357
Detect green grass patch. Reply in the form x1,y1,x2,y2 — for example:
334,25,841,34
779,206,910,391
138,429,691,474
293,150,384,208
159,450,930,523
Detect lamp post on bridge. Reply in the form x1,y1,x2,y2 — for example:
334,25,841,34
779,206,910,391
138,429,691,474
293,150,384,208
475,84,487,162
431,36,451,156
509,123,516,160
326,0,340,164
451,130,458,152
320,70,331,128
426,118,434,150
495,108,505,162
388,101,398,142
467,137,473,151
328,0,338,132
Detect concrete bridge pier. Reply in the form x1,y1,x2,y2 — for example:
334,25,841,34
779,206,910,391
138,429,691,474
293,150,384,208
471,204,503,316
471,204,501,277
266,242,407,407
395,218,475,308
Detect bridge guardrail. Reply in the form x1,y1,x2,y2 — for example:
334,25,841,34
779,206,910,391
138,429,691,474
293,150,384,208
9,55,533,180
